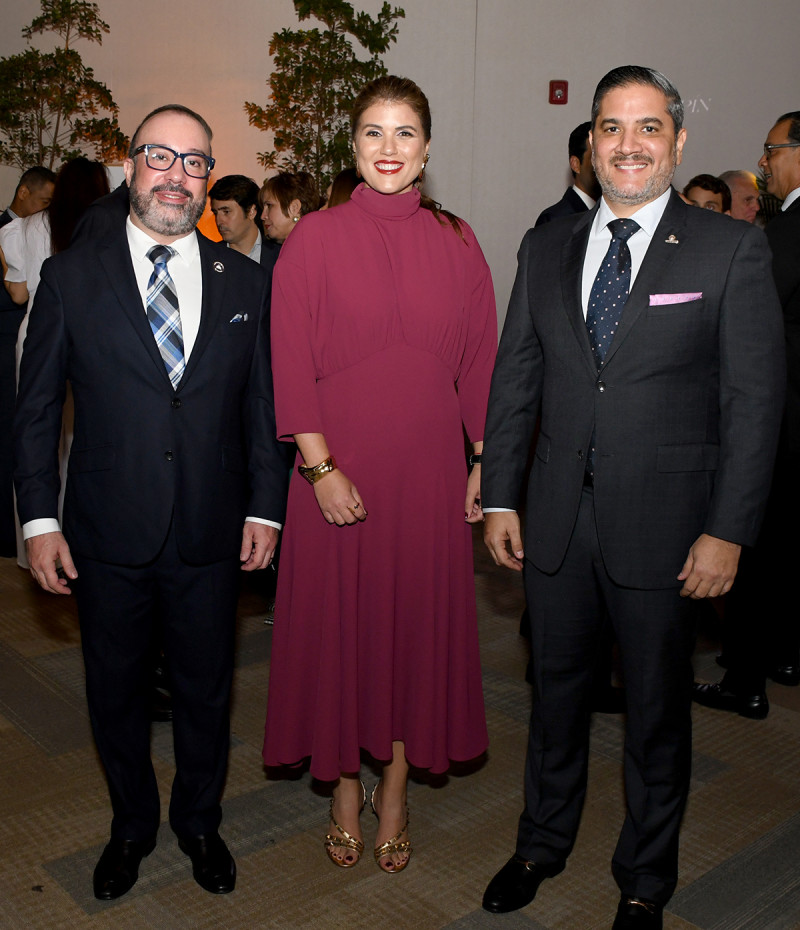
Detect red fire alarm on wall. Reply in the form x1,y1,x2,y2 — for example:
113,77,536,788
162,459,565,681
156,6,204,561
549,80,568,105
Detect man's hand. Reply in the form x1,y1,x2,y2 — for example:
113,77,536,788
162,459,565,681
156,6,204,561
678,533,742,599
240,522,279,571
483,511,524,572
26,531,77,594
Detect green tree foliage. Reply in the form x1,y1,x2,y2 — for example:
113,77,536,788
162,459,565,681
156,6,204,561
0,1,127,170
245,0,404,191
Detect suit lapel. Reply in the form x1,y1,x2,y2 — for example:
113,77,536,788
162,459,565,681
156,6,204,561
97,229,173,388
560,208,600,378
602,190,689,368
178,232,226,391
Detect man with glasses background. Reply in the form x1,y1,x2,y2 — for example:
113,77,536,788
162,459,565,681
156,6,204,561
14,104,288,900
694,112,800,719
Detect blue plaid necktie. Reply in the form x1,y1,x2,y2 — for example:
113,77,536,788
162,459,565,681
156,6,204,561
146,244,185,389
585,218,640,368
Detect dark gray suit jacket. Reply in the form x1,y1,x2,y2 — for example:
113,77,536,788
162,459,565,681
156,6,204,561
483,190,785,588
765,197,800,461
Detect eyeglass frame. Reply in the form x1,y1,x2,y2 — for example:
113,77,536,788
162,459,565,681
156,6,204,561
131,144,216,178
762,141,800,159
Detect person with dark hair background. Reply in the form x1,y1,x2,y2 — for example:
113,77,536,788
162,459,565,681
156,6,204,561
1,158,110,568
210,174,280,271
259,171,321,245
535,122,600,226
322,167,360,210
682,173,732,213
0,166,56,558
263,75,496,875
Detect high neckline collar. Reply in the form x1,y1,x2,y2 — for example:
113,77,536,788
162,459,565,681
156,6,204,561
351,182,421,219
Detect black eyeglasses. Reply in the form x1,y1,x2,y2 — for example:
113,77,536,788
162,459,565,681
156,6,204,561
763,142,800,159
132,144,215,178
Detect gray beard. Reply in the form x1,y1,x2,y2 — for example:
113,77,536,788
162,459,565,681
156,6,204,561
593,151,676,208
129,175,206,236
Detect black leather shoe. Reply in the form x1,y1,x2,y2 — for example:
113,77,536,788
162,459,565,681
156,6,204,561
692,681,768,719
769,665,800,687
482,854,564,913
178,832,236,894
612,896,663,929
93,837,156,900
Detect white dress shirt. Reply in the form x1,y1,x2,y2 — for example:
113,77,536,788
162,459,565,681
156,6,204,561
781,187,800,211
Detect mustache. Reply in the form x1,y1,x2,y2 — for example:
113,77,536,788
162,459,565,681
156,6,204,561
152,182,194,199
610,154,654,166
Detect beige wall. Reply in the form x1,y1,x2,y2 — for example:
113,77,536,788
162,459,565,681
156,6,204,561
2,0,798,317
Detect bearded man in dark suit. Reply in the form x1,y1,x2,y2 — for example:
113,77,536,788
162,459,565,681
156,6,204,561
480,67,784,929
14,105,288,901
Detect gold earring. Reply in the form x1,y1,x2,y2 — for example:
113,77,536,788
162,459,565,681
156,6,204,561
418,153,430,181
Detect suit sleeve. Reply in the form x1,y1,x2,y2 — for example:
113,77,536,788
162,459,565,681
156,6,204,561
704,225,785,545
481,228,544,509
243,274,289,525
13,258,67,524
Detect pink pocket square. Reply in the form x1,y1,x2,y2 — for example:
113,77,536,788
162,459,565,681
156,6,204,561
649,292,702,306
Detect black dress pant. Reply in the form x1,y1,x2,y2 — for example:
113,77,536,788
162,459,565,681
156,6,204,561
517,488,696,905
73,525,240,843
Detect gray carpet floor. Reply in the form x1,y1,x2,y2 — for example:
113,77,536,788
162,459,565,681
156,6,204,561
2,528,799,930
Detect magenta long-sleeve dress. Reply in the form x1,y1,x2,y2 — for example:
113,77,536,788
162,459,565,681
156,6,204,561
262,184,497,781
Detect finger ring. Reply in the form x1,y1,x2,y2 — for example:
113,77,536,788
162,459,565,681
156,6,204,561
353,502,360,510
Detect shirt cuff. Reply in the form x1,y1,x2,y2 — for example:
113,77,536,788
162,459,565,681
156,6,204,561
245,516,283,531
22,518,61,539
481,508,516,513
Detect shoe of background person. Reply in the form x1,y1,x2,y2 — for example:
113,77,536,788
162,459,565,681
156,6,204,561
692,681,769,719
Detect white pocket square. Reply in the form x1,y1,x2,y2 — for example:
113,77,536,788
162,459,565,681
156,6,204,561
649,292,702,306
229,313,249,323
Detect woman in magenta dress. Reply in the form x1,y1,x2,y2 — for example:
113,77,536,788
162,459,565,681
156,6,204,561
263,76,497,872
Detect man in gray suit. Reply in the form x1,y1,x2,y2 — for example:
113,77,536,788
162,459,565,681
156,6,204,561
480,66,784,929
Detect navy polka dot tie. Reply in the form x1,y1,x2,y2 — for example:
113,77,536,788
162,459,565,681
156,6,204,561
586,218,640,369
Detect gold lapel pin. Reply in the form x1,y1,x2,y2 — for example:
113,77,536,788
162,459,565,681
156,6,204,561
665,234,679,245
213,261,224,272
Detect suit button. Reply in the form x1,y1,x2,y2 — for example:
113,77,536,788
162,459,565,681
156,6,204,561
597,381,606,392
171,398,182,409
577,451,584,461
164,451,173,461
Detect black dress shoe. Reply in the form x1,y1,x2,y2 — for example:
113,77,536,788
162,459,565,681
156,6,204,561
178,832,236,894
692,681,768,719
482,854,564,913
769,665,800,686
93,837,156,900
612,896,663,929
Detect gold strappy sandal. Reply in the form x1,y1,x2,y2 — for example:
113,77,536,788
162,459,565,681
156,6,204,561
370,783,412,873
324,780,366,868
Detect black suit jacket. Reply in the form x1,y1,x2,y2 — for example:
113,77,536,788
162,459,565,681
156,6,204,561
14,226,288,566
534,187,589,227
765,197,800,460
483,190,785,588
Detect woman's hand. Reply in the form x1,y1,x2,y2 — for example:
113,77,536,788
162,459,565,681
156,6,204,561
464,464,483,523
313,468,368,525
